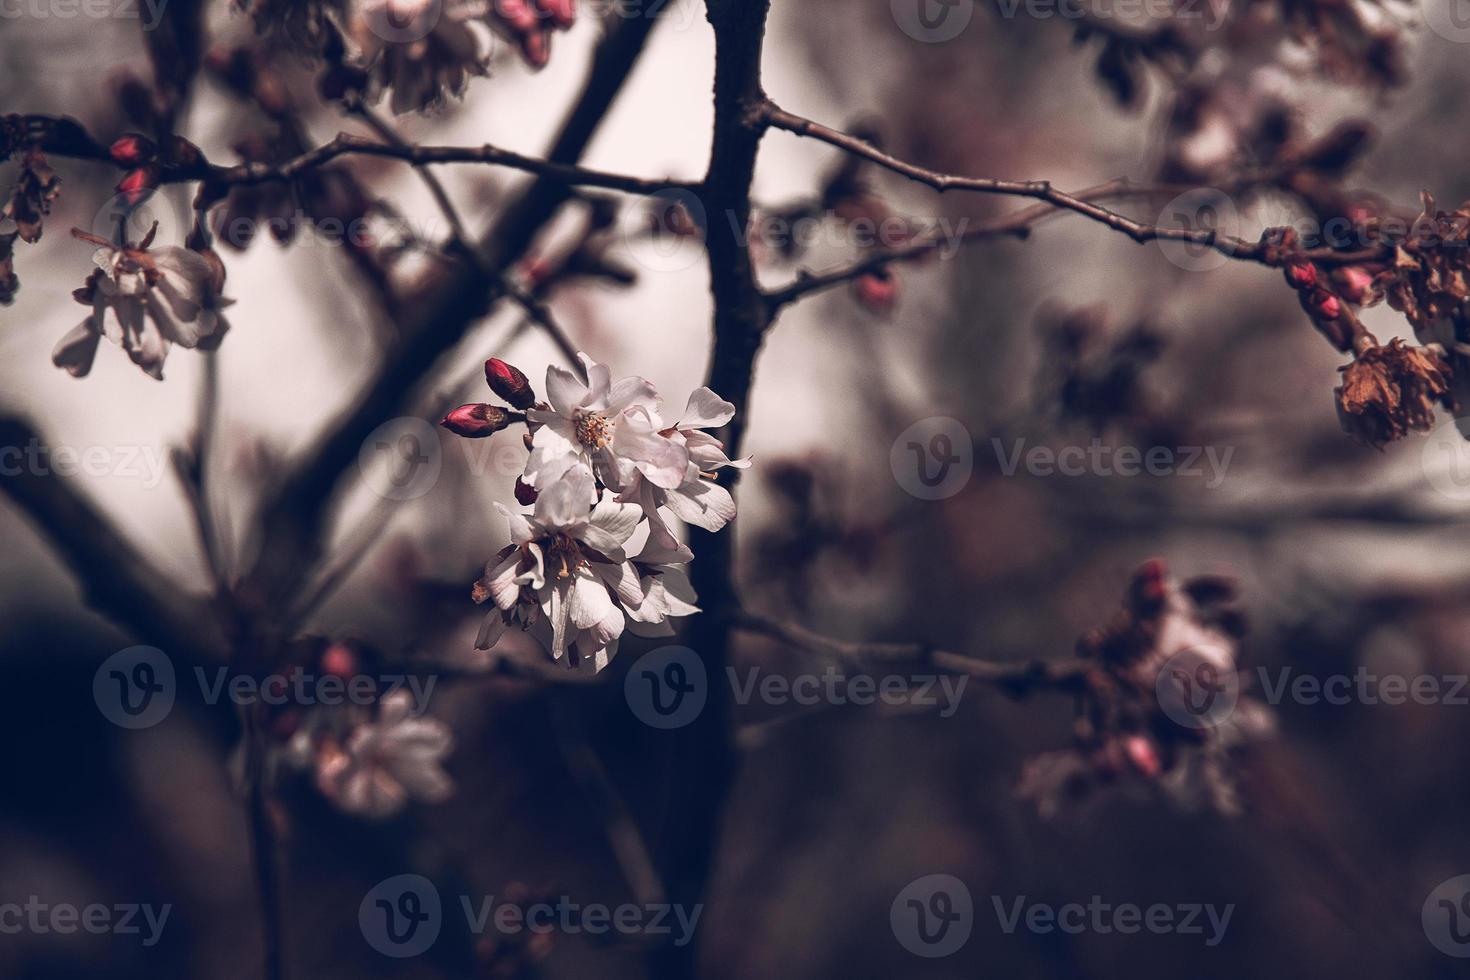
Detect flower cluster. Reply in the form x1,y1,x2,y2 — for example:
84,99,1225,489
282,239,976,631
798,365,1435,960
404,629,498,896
1018,560,1272,819
346,0,575,114
1,139,61,305
1334,338,1452,448
55,227,233,380
443,353,744,672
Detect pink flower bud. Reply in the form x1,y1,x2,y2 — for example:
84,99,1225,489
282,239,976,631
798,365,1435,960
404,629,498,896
1122,735,1161,778
441,403,515,438
485,357,536,409
1334,266,1376,304
1284,262,1316,290
1314,292,1342,320
109,134,157,166
537,0,576,29
321,643,359,679
851,268,899,315
116,166,159,206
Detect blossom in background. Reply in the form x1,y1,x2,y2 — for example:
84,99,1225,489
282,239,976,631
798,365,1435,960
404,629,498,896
351,0,489,115
53,227,232,379
314,690,454,820
1334,338,1452,447
524,353,688,500
1019,559,1272,819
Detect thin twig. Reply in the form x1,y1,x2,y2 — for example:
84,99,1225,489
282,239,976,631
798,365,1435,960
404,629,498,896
730,608,1092,697
759,103,1387,267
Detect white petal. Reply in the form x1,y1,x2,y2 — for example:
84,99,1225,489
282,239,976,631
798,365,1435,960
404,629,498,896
578,495,641,555
494,502,534,545
681,387,735,429
607,376,661,415
567,568,617,630
475,612,508,650
545,363,588,414
577,354,611,407
51,320,101,377
665,477,736,532
534,464,595,528
614,416,689,490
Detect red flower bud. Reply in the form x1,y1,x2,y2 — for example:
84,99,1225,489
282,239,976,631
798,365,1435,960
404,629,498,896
440,403,515,438
1284,262,1316,290
1314,292,1342,320
851,268,899,315
1334,266,1376,304
1123,735,1161,778
514,478,539,505
109,134,157,166
116,166,159,206
485,357,536,409
320,642,359,679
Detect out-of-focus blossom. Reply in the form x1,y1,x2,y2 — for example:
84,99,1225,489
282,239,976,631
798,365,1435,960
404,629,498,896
315,690,453,819
53,227,232,379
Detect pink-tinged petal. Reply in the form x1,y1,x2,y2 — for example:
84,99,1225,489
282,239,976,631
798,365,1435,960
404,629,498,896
635,523,693,565
578,495,641,556
534,464,595,528
544,363,587,414
568,568,617,630
593,560,644,607
684,429,751,469
519,542,546,591
493,502,535,545
475,612,508,650
613,416,689,489
146,293,204,348
606,376,660,415
577,354,611,407
477,549,524,609
524,423,588,492
51,320,101,377
665,477,735,531
681,387,735,429
655,565,700,614
546,581,570,660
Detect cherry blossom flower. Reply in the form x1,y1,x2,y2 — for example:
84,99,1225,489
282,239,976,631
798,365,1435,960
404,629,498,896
314,690,454,820
617,387,749,555
523,353,688,502
53,228,231,380
473,464,644,672
350,0,490,115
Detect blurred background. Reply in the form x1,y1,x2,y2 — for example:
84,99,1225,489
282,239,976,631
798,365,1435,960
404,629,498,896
5,0,1470,977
